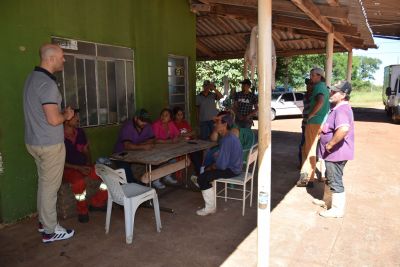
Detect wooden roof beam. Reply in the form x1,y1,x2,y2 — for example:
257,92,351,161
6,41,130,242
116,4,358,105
198,32,248,40
196,40,216,57
290,0,352,51
204,0,257,7
277,47,347,57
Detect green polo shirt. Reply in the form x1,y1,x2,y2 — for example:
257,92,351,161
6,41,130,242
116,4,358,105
307,81,329,125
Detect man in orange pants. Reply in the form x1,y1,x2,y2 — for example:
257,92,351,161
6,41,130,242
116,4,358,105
64,111,107,223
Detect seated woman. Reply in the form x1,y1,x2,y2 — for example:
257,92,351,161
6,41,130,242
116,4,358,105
151,108,180,188
64,111,108,223
173,106,202,180
192,113,243,216
173,106,195,139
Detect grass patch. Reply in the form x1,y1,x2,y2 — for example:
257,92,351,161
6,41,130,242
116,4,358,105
350,90,383,108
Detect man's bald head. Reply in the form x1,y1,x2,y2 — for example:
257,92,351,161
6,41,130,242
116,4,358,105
39,44,65,73
39,44,62,61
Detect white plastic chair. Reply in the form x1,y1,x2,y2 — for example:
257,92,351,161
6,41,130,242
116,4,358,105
213,144,258,216
95,164,162,244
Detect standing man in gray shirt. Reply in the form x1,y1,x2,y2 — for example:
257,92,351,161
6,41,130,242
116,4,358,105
23,44,75,243
196,80,223,140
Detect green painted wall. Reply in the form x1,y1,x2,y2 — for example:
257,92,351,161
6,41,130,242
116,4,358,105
0,0,196,222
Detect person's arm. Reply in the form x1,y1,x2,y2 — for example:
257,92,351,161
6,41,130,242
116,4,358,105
123,141,154,151
247,103,258,119
210,83,223,100
308,94,324,120
43,104,74,126
82,145,92,164
325,126,349,152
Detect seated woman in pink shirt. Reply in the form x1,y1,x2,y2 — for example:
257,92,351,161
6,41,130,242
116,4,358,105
151,108,180,188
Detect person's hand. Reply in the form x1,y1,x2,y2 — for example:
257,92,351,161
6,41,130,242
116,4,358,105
325,142,334,153
78,166,91,176
142,143,154,150
64,106,74,121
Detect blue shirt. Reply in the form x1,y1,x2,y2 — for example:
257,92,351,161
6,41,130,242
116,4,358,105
216,133,243,174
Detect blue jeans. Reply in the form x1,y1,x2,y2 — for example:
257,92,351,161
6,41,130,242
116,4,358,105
203,146,219,167
325,160,347,193
114,161,138,184
199,120,214,140
298,125,306,165
198,168,237,190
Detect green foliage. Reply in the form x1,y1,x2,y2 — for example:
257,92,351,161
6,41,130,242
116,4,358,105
276,53,382,90
196,53,382,93
196,59,245,93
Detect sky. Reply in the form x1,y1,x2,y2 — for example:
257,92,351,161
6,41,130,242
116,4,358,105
353,37,400,85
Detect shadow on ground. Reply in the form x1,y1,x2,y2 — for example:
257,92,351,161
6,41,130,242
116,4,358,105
0,129,303,267
353,107,392,123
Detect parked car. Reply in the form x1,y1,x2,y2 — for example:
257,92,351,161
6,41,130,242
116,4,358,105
271,91,304,120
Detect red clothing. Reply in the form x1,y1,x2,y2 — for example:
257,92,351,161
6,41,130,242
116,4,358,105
63,165,107,215
174,120,192,135
152,120,180,140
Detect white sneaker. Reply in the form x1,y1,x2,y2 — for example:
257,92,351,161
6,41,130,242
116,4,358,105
152,179,166,189
163,175,178,185
42,224,74,243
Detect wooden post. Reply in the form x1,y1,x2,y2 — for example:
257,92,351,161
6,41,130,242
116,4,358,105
325,32,334,86
257,0,272,266
346,50,353,82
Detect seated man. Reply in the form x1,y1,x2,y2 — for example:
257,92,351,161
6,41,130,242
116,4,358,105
113,108,155,184
192,113,243,216
205,110,256,166
63,111,108,223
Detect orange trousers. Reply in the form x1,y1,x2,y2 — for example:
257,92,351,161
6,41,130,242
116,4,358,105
63,165,107,214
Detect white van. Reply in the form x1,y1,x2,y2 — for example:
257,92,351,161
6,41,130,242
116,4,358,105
382,64,400,123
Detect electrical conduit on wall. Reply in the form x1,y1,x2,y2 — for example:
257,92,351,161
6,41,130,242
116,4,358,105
0,152,3,175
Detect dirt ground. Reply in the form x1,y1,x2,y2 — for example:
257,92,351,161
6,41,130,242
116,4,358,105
1,106,399,267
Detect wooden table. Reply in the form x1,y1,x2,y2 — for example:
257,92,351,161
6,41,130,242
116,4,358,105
110,140,216,213
110,139,216,166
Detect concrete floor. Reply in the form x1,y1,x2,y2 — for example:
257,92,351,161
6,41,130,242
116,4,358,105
1,107,399,267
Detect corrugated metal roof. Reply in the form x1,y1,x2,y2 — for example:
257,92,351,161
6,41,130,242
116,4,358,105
192,0,387,60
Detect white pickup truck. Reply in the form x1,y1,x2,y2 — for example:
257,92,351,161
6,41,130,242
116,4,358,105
382,64,400,123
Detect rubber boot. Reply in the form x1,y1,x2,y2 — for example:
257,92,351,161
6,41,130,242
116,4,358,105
319,192,345,218
196,187,216,216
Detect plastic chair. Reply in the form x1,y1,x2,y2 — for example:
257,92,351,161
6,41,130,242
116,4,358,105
95,164,162,244
213,144,258,216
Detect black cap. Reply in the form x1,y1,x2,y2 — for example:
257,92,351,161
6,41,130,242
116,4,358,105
329,81,352,95
240,79,252,86
134,108,151,122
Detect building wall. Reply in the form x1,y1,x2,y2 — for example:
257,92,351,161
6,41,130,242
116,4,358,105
0,0,196,222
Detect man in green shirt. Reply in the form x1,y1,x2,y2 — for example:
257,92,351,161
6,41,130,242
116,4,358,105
297,67,329,187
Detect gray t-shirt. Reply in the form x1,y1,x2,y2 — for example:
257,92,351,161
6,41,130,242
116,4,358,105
23,68,64,146
196,92,218,121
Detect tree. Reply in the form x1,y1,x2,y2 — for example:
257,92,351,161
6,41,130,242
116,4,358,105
196,59,245,94
196,53,382,92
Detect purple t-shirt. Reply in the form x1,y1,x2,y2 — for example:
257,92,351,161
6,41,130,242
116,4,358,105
216,132,243,174
318,102,354,161
114,120,154,153
65,128,88,166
